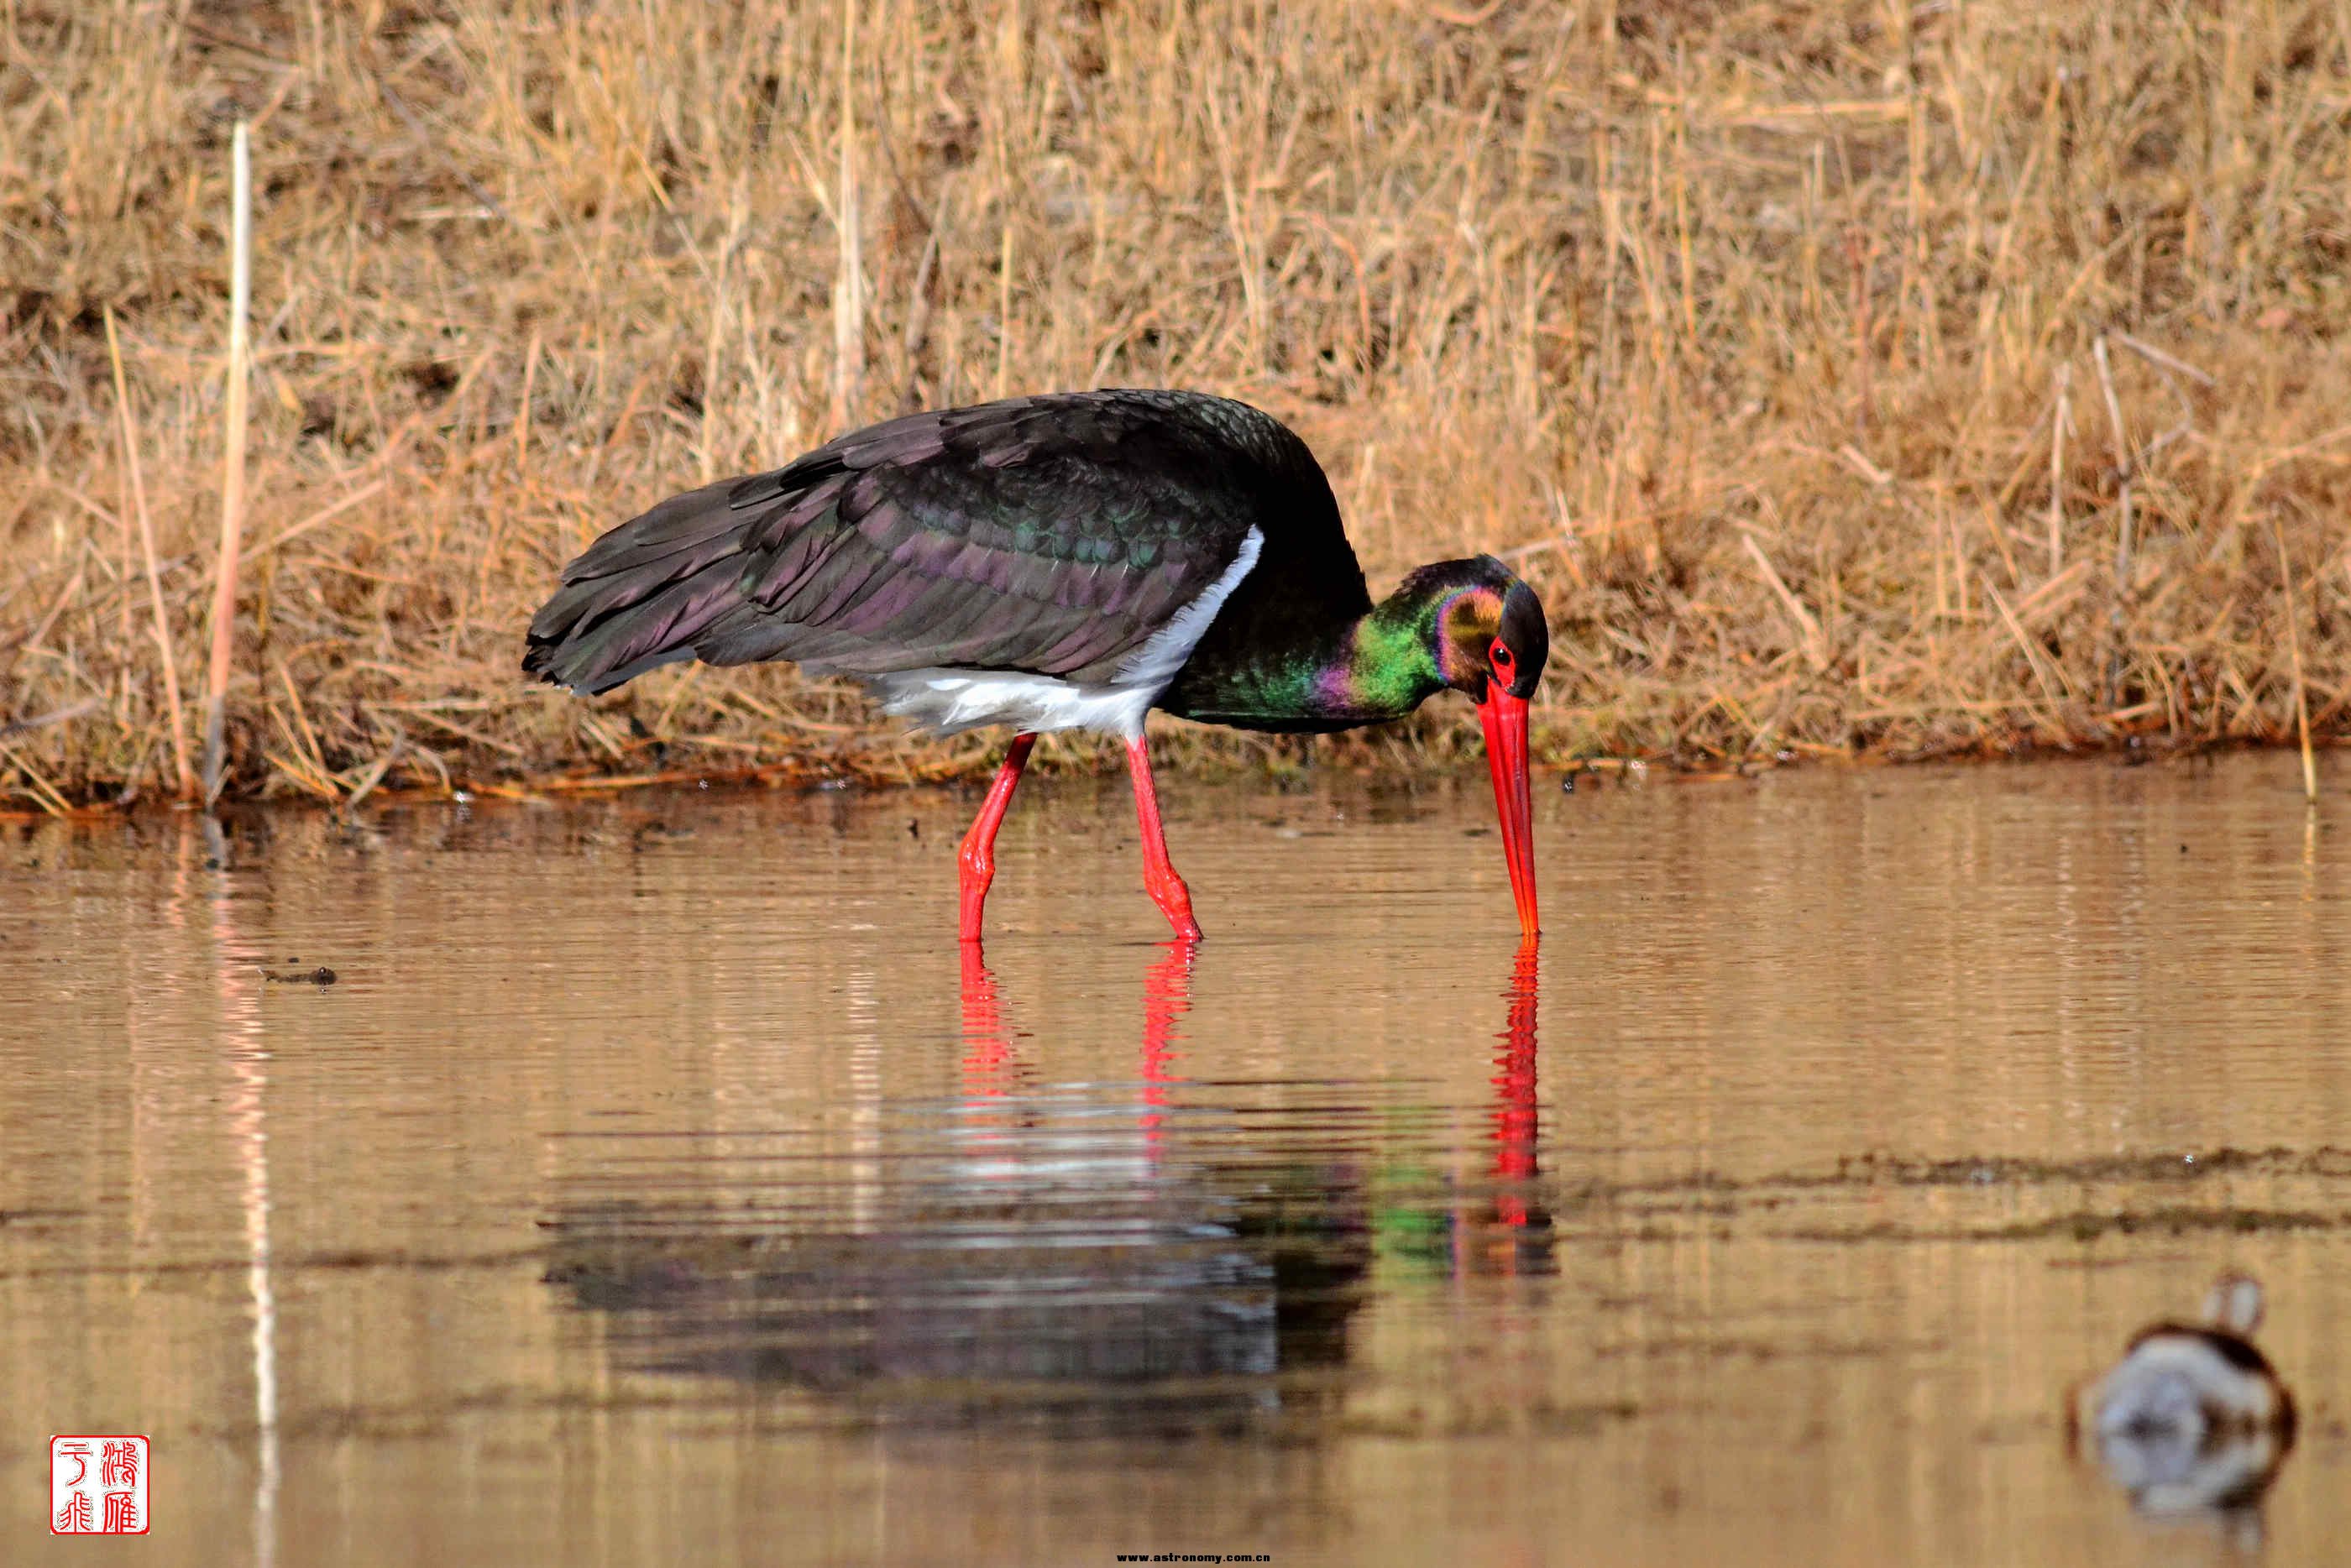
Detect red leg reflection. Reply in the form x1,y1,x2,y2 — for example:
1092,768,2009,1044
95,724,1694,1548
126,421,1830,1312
959,941,1012,1093
1139,938,1198,1148
956,941,1036,1166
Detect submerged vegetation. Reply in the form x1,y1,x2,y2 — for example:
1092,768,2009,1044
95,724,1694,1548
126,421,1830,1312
3,0,2348,807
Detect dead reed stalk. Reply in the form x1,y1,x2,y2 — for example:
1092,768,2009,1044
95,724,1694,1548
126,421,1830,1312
2046,365,2069,579
102,307,195,801
2273,513,2320,806
830,0,866,431
202,119,253,807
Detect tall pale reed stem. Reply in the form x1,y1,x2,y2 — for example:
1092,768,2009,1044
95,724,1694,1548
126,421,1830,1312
202,120,253,805
830,0,865,430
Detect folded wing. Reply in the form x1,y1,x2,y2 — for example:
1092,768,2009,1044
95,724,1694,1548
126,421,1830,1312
524,391,1306,696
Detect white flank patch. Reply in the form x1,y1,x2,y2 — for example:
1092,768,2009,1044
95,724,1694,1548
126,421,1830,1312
1112,525,1264,691
867,525,1263,740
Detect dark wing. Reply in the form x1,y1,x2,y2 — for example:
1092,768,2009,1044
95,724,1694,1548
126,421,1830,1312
523,390,1359,694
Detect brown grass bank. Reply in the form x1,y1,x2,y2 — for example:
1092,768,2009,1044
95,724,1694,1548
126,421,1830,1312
4,0,2349,809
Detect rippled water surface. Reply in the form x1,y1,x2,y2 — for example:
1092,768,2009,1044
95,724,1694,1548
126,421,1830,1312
3,752,2347,1565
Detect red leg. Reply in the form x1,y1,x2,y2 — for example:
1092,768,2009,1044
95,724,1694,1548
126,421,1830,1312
958,733,1036,943
1125,735,1203,941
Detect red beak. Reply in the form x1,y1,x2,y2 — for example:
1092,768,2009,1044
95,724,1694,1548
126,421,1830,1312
1475,685,1540,938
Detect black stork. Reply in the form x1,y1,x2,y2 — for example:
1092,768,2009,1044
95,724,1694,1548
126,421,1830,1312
523,389,1547,942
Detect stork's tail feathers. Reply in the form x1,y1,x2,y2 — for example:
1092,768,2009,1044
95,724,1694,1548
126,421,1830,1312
522,478,756,694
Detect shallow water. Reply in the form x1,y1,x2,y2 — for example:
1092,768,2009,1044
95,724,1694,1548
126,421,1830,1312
3,751,2345,1566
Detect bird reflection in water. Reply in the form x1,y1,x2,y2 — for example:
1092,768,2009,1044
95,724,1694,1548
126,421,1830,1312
1364,940,1552,1281
545,938,1406,1433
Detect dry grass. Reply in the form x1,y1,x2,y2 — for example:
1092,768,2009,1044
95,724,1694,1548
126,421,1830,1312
4,0,2349,808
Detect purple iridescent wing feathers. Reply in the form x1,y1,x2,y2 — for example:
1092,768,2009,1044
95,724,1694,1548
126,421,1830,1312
523,390,1362,696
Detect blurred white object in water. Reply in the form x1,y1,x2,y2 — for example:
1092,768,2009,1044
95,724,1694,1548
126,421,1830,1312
2069,1273,2296,1516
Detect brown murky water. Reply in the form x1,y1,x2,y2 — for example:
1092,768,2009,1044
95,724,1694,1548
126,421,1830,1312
3,752,2345,1566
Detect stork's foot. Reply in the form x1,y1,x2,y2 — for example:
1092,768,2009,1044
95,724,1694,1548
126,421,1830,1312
1144,866,1203,942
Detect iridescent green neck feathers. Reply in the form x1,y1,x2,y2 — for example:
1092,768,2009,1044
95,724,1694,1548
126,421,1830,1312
1158,557,1549,734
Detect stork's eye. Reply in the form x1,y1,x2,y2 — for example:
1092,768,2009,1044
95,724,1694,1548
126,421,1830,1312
1490,641,1516,678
